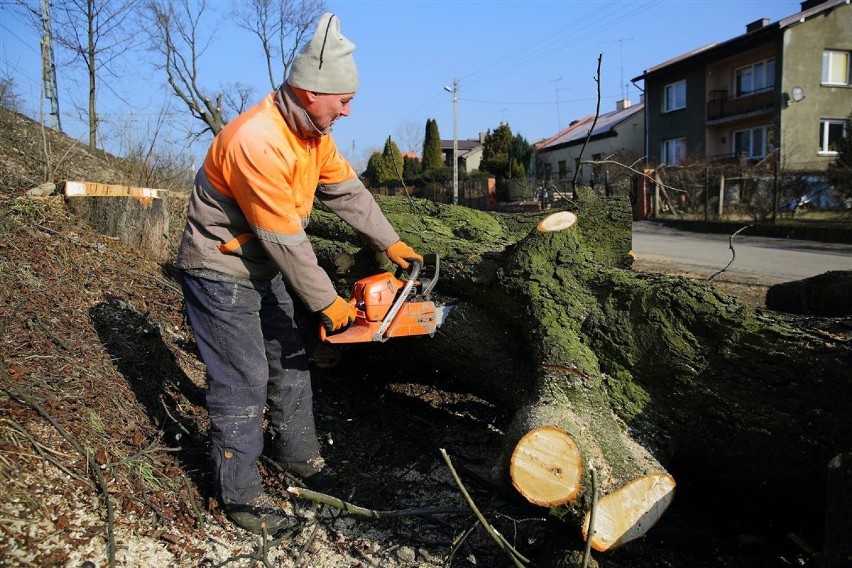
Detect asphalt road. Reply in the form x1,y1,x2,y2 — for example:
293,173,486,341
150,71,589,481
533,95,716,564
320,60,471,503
631,221,852,285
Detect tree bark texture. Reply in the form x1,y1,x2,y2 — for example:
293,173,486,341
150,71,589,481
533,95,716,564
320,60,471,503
65,191,169,260
305,193,852,544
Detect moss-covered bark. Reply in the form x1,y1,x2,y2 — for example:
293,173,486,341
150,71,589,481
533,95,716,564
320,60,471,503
306,192,852,538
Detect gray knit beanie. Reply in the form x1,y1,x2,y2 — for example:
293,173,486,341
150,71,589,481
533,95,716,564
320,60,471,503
287,13,359,94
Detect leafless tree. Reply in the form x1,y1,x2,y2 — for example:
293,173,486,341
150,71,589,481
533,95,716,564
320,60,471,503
222,82,256,119
232,0,326,91
396,121,424,155
52,0,137,151
0,70,22,112
144,0,229,137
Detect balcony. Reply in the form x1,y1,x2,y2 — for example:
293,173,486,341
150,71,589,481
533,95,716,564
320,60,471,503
707,88,775,121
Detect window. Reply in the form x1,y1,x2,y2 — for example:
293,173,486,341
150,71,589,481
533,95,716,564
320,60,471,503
557,160,567,181
663,80,686,112
822,50,851,85
733,125,771,159
661,138,687,165
819,119,847,154
735,59,775,96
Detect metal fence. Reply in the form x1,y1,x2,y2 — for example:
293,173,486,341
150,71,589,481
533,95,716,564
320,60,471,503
650,163,849,222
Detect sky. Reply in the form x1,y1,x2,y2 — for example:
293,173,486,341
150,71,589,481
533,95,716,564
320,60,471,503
0,0,804,171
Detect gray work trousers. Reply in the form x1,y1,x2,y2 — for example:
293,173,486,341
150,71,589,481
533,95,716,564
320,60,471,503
181,271,320,505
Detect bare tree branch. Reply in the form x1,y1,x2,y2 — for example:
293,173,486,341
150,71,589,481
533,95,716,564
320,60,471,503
572,53,603,190
51,0,138,150
143,0,225,136
232,0,325,91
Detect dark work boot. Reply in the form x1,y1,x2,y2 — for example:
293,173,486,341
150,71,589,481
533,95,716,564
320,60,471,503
279,456,340,491
224,492,294,535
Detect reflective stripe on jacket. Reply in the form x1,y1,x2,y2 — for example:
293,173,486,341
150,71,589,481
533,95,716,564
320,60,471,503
175,87,400,311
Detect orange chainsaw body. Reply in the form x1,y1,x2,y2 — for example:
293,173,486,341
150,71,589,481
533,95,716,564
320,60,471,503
320,255,442,344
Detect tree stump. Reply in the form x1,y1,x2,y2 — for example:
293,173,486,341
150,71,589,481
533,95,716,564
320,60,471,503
582,472,676,552
63,180,170,260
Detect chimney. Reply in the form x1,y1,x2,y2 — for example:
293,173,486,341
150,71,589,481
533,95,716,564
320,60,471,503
800,0,828,11
746,18,770,33
616,99,632,111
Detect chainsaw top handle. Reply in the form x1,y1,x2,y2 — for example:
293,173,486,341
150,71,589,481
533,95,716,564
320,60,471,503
393,252,439,299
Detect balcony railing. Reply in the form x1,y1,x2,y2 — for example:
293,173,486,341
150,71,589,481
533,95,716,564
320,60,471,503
707,89,775,121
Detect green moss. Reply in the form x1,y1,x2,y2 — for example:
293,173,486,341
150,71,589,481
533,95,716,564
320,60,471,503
605,370,650,421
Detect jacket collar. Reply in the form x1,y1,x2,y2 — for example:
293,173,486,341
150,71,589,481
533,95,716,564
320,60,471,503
275,83,327,140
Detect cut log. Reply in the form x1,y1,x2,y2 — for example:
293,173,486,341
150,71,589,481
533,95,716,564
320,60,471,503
537,210,578,233
62,180,170,260
63,180,168,199
510,425,583,507
581,472,676,552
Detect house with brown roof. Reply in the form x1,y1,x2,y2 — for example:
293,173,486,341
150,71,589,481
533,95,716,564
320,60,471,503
631,0,851,171
535,99,645,187
441,135,485,173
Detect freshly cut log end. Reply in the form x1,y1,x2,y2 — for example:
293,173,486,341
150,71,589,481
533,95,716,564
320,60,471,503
510,425,583,507
582,472,676,552
536,211,578,233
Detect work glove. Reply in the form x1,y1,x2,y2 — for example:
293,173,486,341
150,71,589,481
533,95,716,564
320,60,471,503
320,296,357,333
385,241,423,270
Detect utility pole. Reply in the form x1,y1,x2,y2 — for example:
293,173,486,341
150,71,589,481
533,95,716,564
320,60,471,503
444,78,459,205
40,0,61,131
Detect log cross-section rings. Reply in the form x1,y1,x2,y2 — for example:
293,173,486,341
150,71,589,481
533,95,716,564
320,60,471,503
509,425,583,507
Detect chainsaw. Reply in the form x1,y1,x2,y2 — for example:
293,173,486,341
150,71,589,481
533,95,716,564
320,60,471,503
320,253,452,344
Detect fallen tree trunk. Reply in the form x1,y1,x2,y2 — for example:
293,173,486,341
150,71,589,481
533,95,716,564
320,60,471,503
305,193,852,559
765,270,852,316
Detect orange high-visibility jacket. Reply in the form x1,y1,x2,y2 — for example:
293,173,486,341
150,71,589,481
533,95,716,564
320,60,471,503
176,87,399,311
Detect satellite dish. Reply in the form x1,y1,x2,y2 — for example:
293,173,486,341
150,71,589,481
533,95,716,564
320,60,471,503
791,86,805,102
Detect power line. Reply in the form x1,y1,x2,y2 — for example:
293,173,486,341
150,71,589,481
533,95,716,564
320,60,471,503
395,2,658,141
459,1,658,92
0,20,38,54
461,92,625,106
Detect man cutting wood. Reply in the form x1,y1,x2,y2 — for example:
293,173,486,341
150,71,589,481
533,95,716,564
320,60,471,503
175,12,421,535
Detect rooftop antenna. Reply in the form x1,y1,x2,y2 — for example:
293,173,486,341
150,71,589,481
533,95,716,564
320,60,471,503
549,76,564,130
617,38,634,101
603,38,634,102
